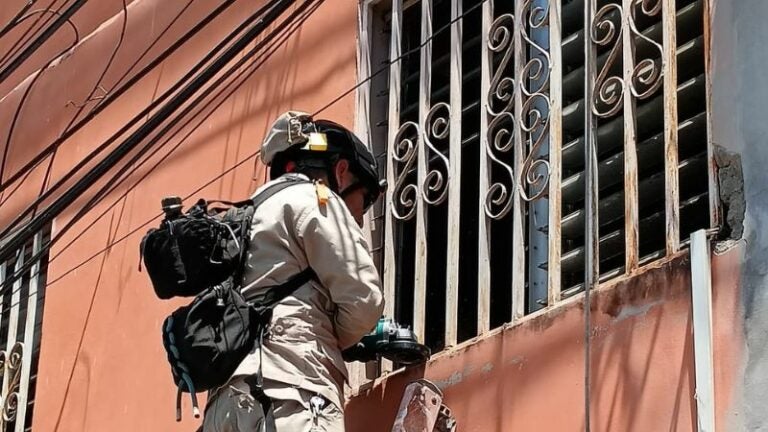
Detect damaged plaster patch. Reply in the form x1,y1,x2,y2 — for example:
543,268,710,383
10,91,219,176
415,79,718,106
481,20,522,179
481,362,494,374
613,301,661,323
434,371,464,389
715,144,746,240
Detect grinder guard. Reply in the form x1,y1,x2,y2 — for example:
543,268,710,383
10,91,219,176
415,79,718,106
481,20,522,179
343,318,431,366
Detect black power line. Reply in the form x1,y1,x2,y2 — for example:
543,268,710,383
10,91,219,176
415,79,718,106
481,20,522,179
0,0,280,238
0,0,322,309
1,0,487,298
0,0,39,40
0,0,238,195
0,0,297,264
0,0,86,85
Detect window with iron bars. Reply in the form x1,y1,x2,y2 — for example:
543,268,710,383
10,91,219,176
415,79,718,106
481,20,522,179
0,227,50,432
357,0,714,363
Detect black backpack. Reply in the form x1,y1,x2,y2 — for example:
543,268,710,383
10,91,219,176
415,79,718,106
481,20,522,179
162,269,315,421
140,177,315,421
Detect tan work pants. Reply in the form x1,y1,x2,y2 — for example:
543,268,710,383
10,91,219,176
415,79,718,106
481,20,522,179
202,376,344,432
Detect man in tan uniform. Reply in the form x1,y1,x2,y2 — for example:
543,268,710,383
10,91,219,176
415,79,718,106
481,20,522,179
202,112,385,432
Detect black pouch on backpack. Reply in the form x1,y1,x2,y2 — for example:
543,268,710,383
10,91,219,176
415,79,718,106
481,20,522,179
141,200,254,299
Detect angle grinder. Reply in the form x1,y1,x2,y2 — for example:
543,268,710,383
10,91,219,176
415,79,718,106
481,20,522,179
342,317,431,365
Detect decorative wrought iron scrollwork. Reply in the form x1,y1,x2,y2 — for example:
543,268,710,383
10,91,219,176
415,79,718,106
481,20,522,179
485,113,516,219
485,12,518,220
0,342,24,429
518,0,552,202
628,0,663,99
390,122,420,221
488,14,516,116
520,0,551,96
591,3,625,118
422,103,451,206
520,94,551,201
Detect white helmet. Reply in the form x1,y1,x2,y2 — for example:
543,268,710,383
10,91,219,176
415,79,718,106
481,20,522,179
260,111,386,207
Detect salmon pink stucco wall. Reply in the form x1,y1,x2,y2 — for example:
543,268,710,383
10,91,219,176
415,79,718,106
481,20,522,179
0,0,360,431
345,245,744,432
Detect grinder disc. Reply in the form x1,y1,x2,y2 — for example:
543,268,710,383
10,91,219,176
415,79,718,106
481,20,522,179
379,340,431,365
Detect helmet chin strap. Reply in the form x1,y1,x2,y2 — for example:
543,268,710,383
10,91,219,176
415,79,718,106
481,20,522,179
338,181,364,199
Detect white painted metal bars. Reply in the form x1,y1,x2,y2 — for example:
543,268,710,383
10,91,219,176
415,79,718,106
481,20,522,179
702,0,718,230
413,0,433,342
384,0,404,326
14,233,42,432
383,0,404,375
0,246,24,431
623,0,640,272
359,0,713,367
511,0,526,322
584,1,598,430
444,0,463,348
352,0,375,387
548,0,563,306
663,0,680,255
477,0,493,335
3,247,23,392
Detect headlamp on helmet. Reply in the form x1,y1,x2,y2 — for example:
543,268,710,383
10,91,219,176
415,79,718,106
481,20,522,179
261,112,387,207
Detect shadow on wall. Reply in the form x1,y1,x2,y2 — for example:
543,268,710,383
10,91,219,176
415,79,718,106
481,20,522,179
345,258,700,432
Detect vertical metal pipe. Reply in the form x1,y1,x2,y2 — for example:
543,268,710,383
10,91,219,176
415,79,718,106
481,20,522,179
414,0,434,341
445,0,463,347
477,0,493,335
583,0,599,430
690,229,716,432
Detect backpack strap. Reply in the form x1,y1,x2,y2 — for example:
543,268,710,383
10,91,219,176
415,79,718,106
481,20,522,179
250,176,311,209
248,268,318,308
206,176,310,213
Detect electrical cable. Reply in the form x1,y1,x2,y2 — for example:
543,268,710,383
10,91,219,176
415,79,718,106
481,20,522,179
312,0,488,117
0,35,79,200
0,0,237,195
0,0,61,67
1,0,483,299
48,0,320,264
0,7,79,49
0,0,39,40
52,0,128,154
0,0,309,293
103,1,194,104
21,1,126,214
0,0,281,238
0,0,321,310
0,0,86,85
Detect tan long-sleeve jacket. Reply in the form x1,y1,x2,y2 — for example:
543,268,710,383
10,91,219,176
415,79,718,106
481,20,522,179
230,173,384,411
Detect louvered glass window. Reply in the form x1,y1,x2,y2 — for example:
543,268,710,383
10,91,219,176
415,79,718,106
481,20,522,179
358,0,713,358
